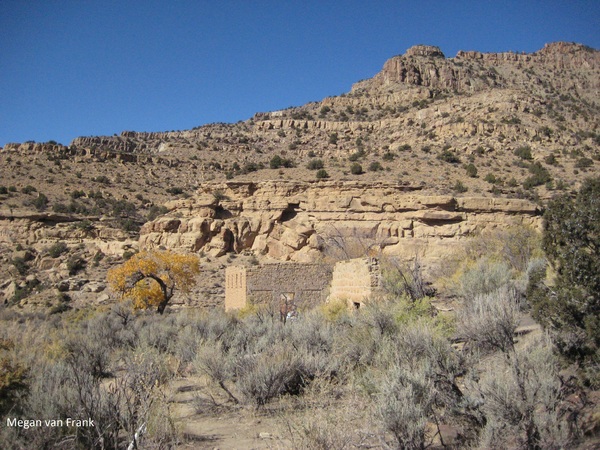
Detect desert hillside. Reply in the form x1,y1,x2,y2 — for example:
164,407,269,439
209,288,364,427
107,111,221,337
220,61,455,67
1,41,599,450
1,41,598,310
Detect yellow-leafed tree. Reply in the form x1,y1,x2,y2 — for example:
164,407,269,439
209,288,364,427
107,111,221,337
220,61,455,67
107,250,200,314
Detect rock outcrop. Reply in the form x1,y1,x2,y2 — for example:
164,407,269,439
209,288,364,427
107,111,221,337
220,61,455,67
139,181,542,268
362,42,600,96
2,142,69,154
0,210,136,256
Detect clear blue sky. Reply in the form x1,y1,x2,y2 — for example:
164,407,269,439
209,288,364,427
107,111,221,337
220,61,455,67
1,0,598,147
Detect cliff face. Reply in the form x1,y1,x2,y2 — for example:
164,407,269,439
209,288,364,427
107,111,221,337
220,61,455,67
359,42,600,97
139,181,542,268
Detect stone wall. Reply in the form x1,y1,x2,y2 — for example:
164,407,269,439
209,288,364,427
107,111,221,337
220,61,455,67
329,258,381,307
225,263,333,311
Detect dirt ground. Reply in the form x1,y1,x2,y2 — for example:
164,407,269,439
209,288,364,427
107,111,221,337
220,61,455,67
170,378,293,450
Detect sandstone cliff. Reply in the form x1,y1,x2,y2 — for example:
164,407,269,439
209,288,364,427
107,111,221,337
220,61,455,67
139,181,542,268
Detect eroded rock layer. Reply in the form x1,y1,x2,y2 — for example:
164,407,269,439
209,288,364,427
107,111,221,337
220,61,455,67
139,181,542,267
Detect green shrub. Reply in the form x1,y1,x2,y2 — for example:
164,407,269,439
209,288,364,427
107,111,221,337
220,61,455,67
52,202,68,213
0,347,28,418
67,256,86,275
243,162,260,173
523,162,551,189
122,250,136,260
376,364,431,449
514,146,533,160
11,257,28,275
212,190,230,202
306,159,324,170
453,180,468,193
350,163,363,175
503,116,521,125
166,187,184,195
49,302,71,315
316,169,330,179
118,218,140,232
73,219,94,231
22,185,37,194
328,133,338,145
476,335,567,448
438,150,461,164
48,242,68,258
33,193,48,211
92,175,111,184
544,154,558,166
484,173,497,184
270,155,284,169
382,152,395,161
70,190,86,199
465,163,478,178
348,149,365,162
575,157,593,169
0,186,7,195
147,205,169,221
236,345,307,407
368,161,383,172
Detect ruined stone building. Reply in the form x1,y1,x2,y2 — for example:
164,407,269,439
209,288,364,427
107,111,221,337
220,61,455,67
329,258,381,309
225,258,381,311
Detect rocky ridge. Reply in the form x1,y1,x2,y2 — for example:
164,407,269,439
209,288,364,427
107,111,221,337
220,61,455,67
4,42,597,181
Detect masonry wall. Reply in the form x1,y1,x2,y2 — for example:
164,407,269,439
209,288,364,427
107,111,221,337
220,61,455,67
329,258,381,307
225,263,333,311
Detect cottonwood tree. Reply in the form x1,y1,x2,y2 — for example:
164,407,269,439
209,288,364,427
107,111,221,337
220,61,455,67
108,250,200,314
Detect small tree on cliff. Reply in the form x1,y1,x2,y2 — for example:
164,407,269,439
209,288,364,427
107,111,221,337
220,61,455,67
108,250,200,314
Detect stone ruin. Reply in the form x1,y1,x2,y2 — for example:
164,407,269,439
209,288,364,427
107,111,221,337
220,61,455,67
329,257,381,309
225,258,381,312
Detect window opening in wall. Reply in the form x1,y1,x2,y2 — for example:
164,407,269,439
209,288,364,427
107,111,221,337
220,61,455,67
280,292,296,324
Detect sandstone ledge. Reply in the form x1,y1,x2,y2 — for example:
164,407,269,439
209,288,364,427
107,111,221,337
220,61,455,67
139,181,542,265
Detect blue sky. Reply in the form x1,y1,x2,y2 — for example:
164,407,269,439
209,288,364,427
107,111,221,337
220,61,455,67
1,1,598,147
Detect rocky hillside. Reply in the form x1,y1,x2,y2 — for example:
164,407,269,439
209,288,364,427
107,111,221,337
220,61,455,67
0,41,598,309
